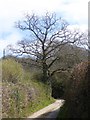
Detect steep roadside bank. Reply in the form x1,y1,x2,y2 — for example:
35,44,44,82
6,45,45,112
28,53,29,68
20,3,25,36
2,58,54,118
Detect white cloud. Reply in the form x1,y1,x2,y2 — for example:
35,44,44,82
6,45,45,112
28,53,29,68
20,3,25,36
0,32,22,57
67,24,88,32
59,0,88,25
0,0,88,28
0,0,88,57
0,0,88,22
0,0,62,17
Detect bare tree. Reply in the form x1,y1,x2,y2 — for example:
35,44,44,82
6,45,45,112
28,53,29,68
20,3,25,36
8,13,86,83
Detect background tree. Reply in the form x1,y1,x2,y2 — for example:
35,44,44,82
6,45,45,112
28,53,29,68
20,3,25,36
8,12,86,83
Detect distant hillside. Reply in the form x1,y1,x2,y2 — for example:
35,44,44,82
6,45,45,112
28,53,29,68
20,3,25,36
51,44,88,71
5,44,88,72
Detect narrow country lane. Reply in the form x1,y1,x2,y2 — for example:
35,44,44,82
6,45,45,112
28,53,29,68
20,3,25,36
27,99,65,119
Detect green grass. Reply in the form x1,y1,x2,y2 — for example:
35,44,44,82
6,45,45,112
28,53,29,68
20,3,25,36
21,96,55,117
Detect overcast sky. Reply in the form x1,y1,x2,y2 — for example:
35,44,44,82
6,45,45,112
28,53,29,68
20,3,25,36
0,0,88,57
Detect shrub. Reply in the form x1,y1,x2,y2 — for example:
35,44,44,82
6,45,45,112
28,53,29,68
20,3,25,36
31,71,44,82
2,59,23,83
58,61,89,118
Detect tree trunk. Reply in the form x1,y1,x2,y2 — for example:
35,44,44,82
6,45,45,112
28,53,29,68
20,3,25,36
42,62,48,82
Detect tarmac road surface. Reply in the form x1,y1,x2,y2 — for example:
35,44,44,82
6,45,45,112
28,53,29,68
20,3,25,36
27,99,65,119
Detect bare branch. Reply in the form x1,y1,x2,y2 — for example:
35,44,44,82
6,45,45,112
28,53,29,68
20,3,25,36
50,68,67,76
8,12,87,82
